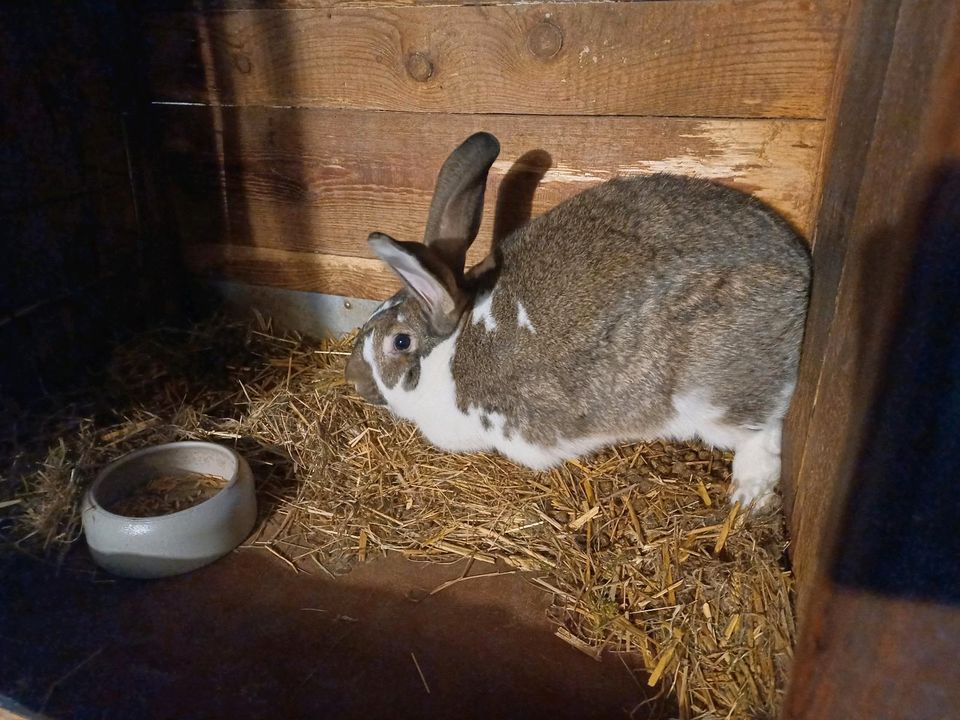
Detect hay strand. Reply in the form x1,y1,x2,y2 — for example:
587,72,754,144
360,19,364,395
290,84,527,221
410,652,431,694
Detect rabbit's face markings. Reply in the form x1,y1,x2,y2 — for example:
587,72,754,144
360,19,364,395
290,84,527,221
360,320,625,470
346,293,446,406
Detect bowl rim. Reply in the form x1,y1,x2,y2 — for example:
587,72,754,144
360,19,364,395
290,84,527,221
85,440,242,523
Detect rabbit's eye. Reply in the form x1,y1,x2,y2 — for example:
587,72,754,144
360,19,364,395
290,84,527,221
393,334,412,352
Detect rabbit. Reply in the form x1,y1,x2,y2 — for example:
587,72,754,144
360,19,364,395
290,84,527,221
345,132,811,509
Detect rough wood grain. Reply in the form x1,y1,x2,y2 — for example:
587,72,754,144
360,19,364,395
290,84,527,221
183,244,402,299
785,586,960,720
781,3,960,710
785,165,960,719
144,0,845,118
146,1,651,8
785,0,960,621
157,105,823,269
781,0,881,528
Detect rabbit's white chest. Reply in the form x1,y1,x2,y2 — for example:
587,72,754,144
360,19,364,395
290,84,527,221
364,331,485,453
363,332,586,469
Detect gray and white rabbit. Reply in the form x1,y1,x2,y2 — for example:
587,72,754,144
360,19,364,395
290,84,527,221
345,133,810,508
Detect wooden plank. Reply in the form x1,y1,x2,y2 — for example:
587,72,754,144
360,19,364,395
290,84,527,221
145,1,650,9
799,0,856,242
183,244,402,299
157,106,823,269
783,0,960,701
785,164,960,717
785,587,960,719
781,0,891,526
784,0,960,621
144,0,846,118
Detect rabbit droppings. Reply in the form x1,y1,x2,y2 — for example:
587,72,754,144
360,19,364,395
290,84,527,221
345,133,811,510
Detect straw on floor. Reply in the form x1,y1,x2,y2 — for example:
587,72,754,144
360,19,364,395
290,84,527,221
1,315,795,719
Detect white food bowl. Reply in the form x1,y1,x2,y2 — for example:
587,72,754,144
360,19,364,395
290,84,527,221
81,441,257,579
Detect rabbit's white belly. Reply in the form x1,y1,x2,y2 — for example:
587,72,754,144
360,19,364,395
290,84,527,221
418,405,621,471
458,410,622,471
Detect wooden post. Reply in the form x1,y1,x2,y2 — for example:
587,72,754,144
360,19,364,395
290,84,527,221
783,1,960,716
784,0,960,618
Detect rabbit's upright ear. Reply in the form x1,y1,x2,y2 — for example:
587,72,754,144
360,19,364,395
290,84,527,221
423,132,500,276
369,232,464,335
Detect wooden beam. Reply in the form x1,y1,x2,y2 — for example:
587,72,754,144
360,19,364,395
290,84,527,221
157,106,824,275
781,0,898,538
785,163,960,719
183,244,402,299
783,0,960,715
143,0,846,118
785,587,960,718
784,0,960,616
145,1,674,8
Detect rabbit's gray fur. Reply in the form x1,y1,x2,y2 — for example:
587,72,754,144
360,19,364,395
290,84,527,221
346,133,811,508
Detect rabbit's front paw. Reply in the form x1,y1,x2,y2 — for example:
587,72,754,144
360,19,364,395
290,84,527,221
730,428,781,510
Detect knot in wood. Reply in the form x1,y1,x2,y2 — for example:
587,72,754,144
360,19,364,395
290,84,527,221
527,21,563,60
405,52,434,83
232,53,253,74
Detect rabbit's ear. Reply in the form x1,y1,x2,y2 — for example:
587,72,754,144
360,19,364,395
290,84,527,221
369,232,464,334
423,132,500,275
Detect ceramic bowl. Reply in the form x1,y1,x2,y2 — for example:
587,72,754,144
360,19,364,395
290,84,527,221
81,441,257,579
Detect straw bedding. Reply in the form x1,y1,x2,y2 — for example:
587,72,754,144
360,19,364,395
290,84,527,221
0,315,795,719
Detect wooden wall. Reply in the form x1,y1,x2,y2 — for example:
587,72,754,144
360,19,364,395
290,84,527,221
784,0,960,618
0,3,149,406
141,0,849,300
783,0,960,713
